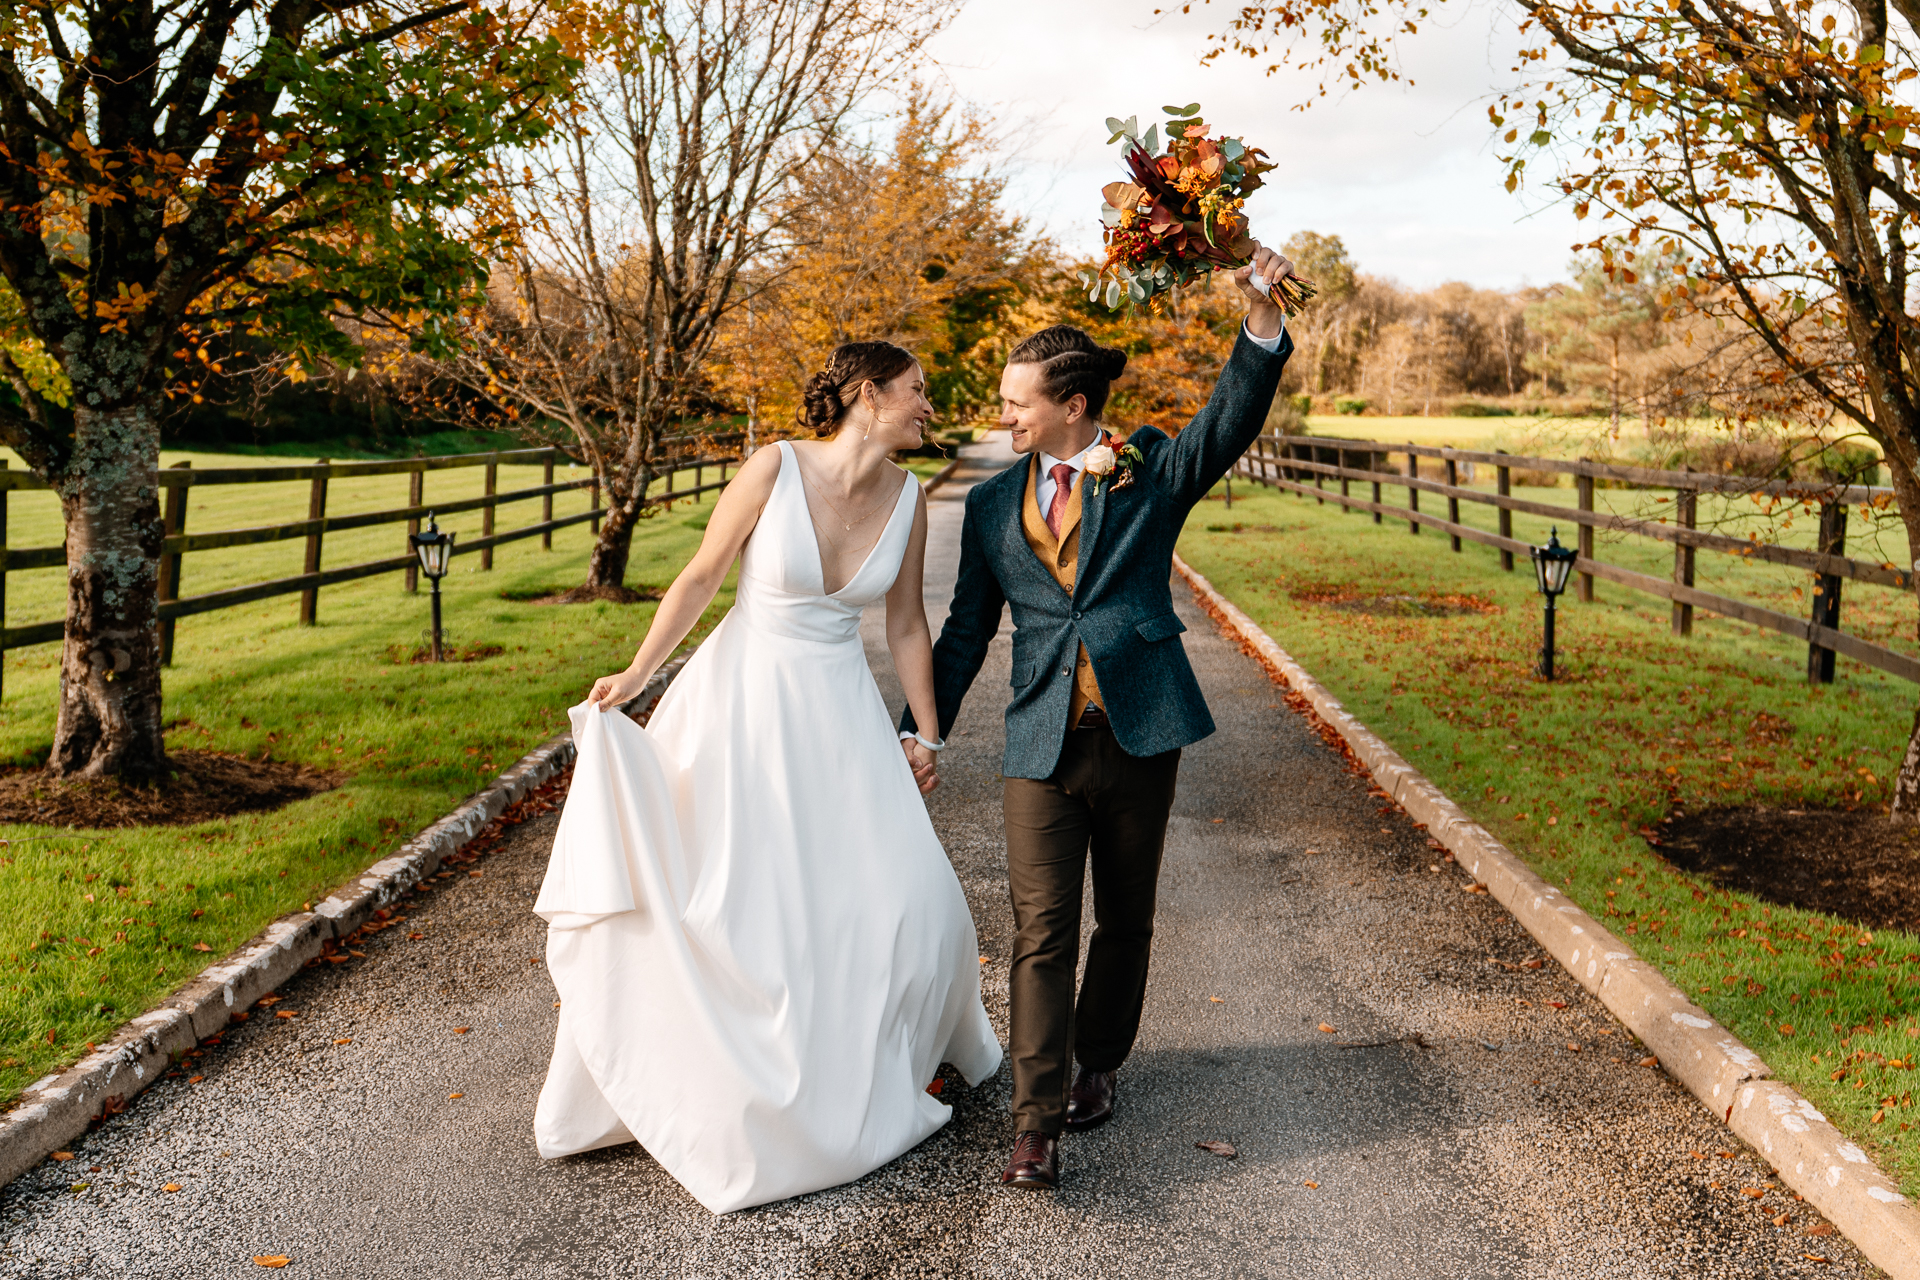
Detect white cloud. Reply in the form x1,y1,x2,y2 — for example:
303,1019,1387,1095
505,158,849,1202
919,0,1588,288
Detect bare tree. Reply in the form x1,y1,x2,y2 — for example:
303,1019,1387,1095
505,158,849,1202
434,0,951,597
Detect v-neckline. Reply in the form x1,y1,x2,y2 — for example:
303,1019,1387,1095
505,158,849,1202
783,442,909,598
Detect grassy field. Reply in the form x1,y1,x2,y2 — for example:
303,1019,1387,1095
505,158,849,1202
0,450,748,1102
1177,477,1920,1195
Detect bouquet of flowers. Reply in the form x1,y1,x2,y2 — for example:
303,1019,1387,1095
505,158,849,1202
1081,104,1316,315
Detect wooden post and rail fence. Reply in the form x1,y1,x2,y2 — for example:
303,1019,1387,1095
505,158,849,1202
0,439,744,699
1234,434,1918,686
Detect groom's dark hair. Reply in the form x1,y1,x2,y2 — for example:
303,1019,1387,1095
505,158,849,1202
1008,325,1129,421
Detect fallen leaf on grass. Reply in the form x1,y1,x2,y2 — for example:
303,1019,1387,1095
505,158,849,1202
1318,1023,1337,1034
453,1027,470,1035
1195,1141,1237,1159
49,1152,72,1162
190,942,212,953
252,1257,291,1269
162,1183,181,1192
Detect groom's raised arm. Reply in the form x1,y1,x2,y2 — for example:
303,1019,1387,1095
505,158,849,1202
1151,324,1292,511
901,490,1005,741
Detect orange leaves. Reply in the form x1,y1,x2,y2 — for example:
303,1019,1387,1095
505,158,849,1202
333,1038,352,1046
191,942,213,952
49,1151,73,1162
448,1092,464,1100
1302,1179,1319,1189
252,1257,291,1269
1317,1022,1337,1034
453,1026,470,1035
162,1182,182,1192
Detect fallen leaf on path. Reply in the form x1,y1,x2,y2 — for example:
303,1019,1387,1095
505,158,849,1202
1521,960,1543,969
1807,1224,1834,1237
448,1093,464,1100
408,932,425,941
1210,818,1224,824
1318,1023,1336,1034
50,1152,72,1162
162,1183,181,1192
1209,996,1224,1004
1640,1057,1658,1067
926,1078,943,1095
273,1011,297,1019
1547,1001,1568,1010
469,870,483,878
1691,1151,1705,1160
257,995,281,1006
252,1257,291,1269
1302,1180,1318,1189
1773,1213,1792,1227
552,1001,561,1008
453,1027,470,1034
1195,1141,1237,1158
1463,883,1488,894
1741,1187,1765,1199
333,1039,351,1046
1566,1043,1581,1052
1803,1254,1830,1264
187,1075,203,1084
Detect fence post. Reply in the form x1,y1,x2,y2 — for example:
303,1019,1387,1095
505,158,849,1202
1371,450,1383,524
590,475,602,533
159,461,190,664
1672,485,1697,637
0,459,8,703
1338,448,1351,508
1313,444,1324,504
406,457,423,594
1496,450,1514,571
1406,444,1420,534
1808,498,1847,683
542,450,555,550
1575,464,1595,603
299,459,329,625
480,455,498,571
1445,456,1461,552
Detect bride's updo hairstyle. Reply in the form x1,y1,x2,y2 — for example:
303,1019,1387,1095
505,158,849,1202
1007,325,1129,421
798,341,917,436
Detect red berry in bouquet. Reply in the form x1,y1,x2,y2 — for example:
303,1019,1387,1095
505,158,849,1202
1081,104,1316,315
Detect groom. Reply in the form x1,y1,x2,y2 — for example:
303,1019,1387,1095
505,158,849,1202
901,245,1294,1189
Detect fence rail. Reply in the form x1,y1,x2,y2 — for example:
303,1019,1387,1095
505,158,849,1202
1233,434,1919,685
0,444,742,694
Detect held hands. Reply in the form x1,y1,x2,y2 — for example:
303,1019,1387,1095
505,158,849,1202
903,738,940,795
1233,241,1294,340
587,666,654,712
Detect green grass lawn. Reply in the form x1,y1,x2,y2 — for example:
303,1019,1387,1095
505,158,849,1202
0,453,739,1102
1179,478,1920,1196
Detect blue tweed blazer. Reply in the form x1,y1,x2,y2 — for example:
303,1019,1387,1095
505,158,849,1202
903,327,1292,779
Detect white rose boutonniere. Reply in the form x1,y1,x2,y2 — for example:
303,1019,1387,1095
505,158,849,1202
1083,437,1142,494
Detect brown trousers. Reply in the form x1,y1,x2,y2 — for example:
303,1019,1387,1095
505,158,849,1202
1002,726,1181,1135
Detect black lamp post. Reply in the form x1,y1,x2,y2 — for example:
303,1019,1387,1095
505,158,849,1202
1530,526,1577,680
409,513,455,662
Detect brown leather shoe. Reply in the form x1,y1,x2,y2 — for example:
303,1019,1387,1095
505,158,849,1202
999,1131,1060,1190
1065,1067,1116,1131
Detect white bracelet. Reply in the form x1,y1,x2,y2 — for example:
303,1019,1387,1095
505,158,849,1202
912,732,946,753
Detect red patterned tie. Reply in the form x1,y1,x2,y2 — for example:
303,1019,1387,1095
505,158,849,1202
1046,462,1075,539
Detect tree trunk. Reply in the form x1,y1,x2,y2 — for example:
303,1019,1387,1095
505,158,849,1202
49,402,168,782
572,465,653,602
1885,455,1920,822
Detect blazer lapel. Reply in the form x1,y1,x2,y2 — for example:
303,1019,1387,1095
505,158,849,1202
1073,434,1112,597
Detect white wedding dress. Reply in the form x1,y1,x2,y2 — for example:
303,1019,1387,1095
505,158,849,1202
532,441,1003,1213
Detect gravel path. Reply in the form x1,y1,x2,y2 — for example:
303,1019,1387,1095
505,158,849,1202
0,437,1874,1278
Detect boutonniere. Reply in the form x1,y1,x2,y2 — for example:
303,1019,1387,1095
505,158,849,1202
1084,438,1144,494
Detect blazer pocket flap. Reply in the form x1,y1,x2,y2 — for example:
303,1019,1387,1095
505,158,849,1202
1011,661,1035,687
1135,613,1187,643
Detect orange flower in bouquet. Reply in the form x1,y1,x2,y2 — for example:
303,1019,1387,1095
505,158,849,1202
1081,104,1315,315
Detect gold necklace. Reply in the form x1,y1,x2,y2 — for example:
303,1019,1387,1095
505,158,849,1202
801,466,895,532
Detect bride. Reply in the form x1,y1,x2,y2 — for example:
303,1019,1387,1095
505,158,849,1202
531,341,1003,1213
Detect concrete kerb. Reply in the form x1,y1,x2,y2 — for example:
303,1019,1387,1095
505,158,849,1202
0,655,690,1193
922,456,964,496
1172,552,1920,1280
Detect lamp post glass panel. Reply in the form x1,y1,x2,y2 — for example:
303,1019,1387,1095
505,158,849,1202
410,514,456,662
1530,527,1577,680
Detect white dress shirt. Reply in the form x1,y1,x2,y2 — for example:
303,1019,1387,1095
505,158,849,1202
1034,319,1286,518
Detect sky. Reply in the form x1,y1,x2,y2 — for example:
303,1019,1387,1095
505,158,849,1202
919,0,1589,291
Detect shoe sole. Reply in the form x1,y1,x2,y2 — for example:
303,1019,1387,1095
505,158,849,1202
1001,1176,1057,1190
1063,1109,1112,1132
